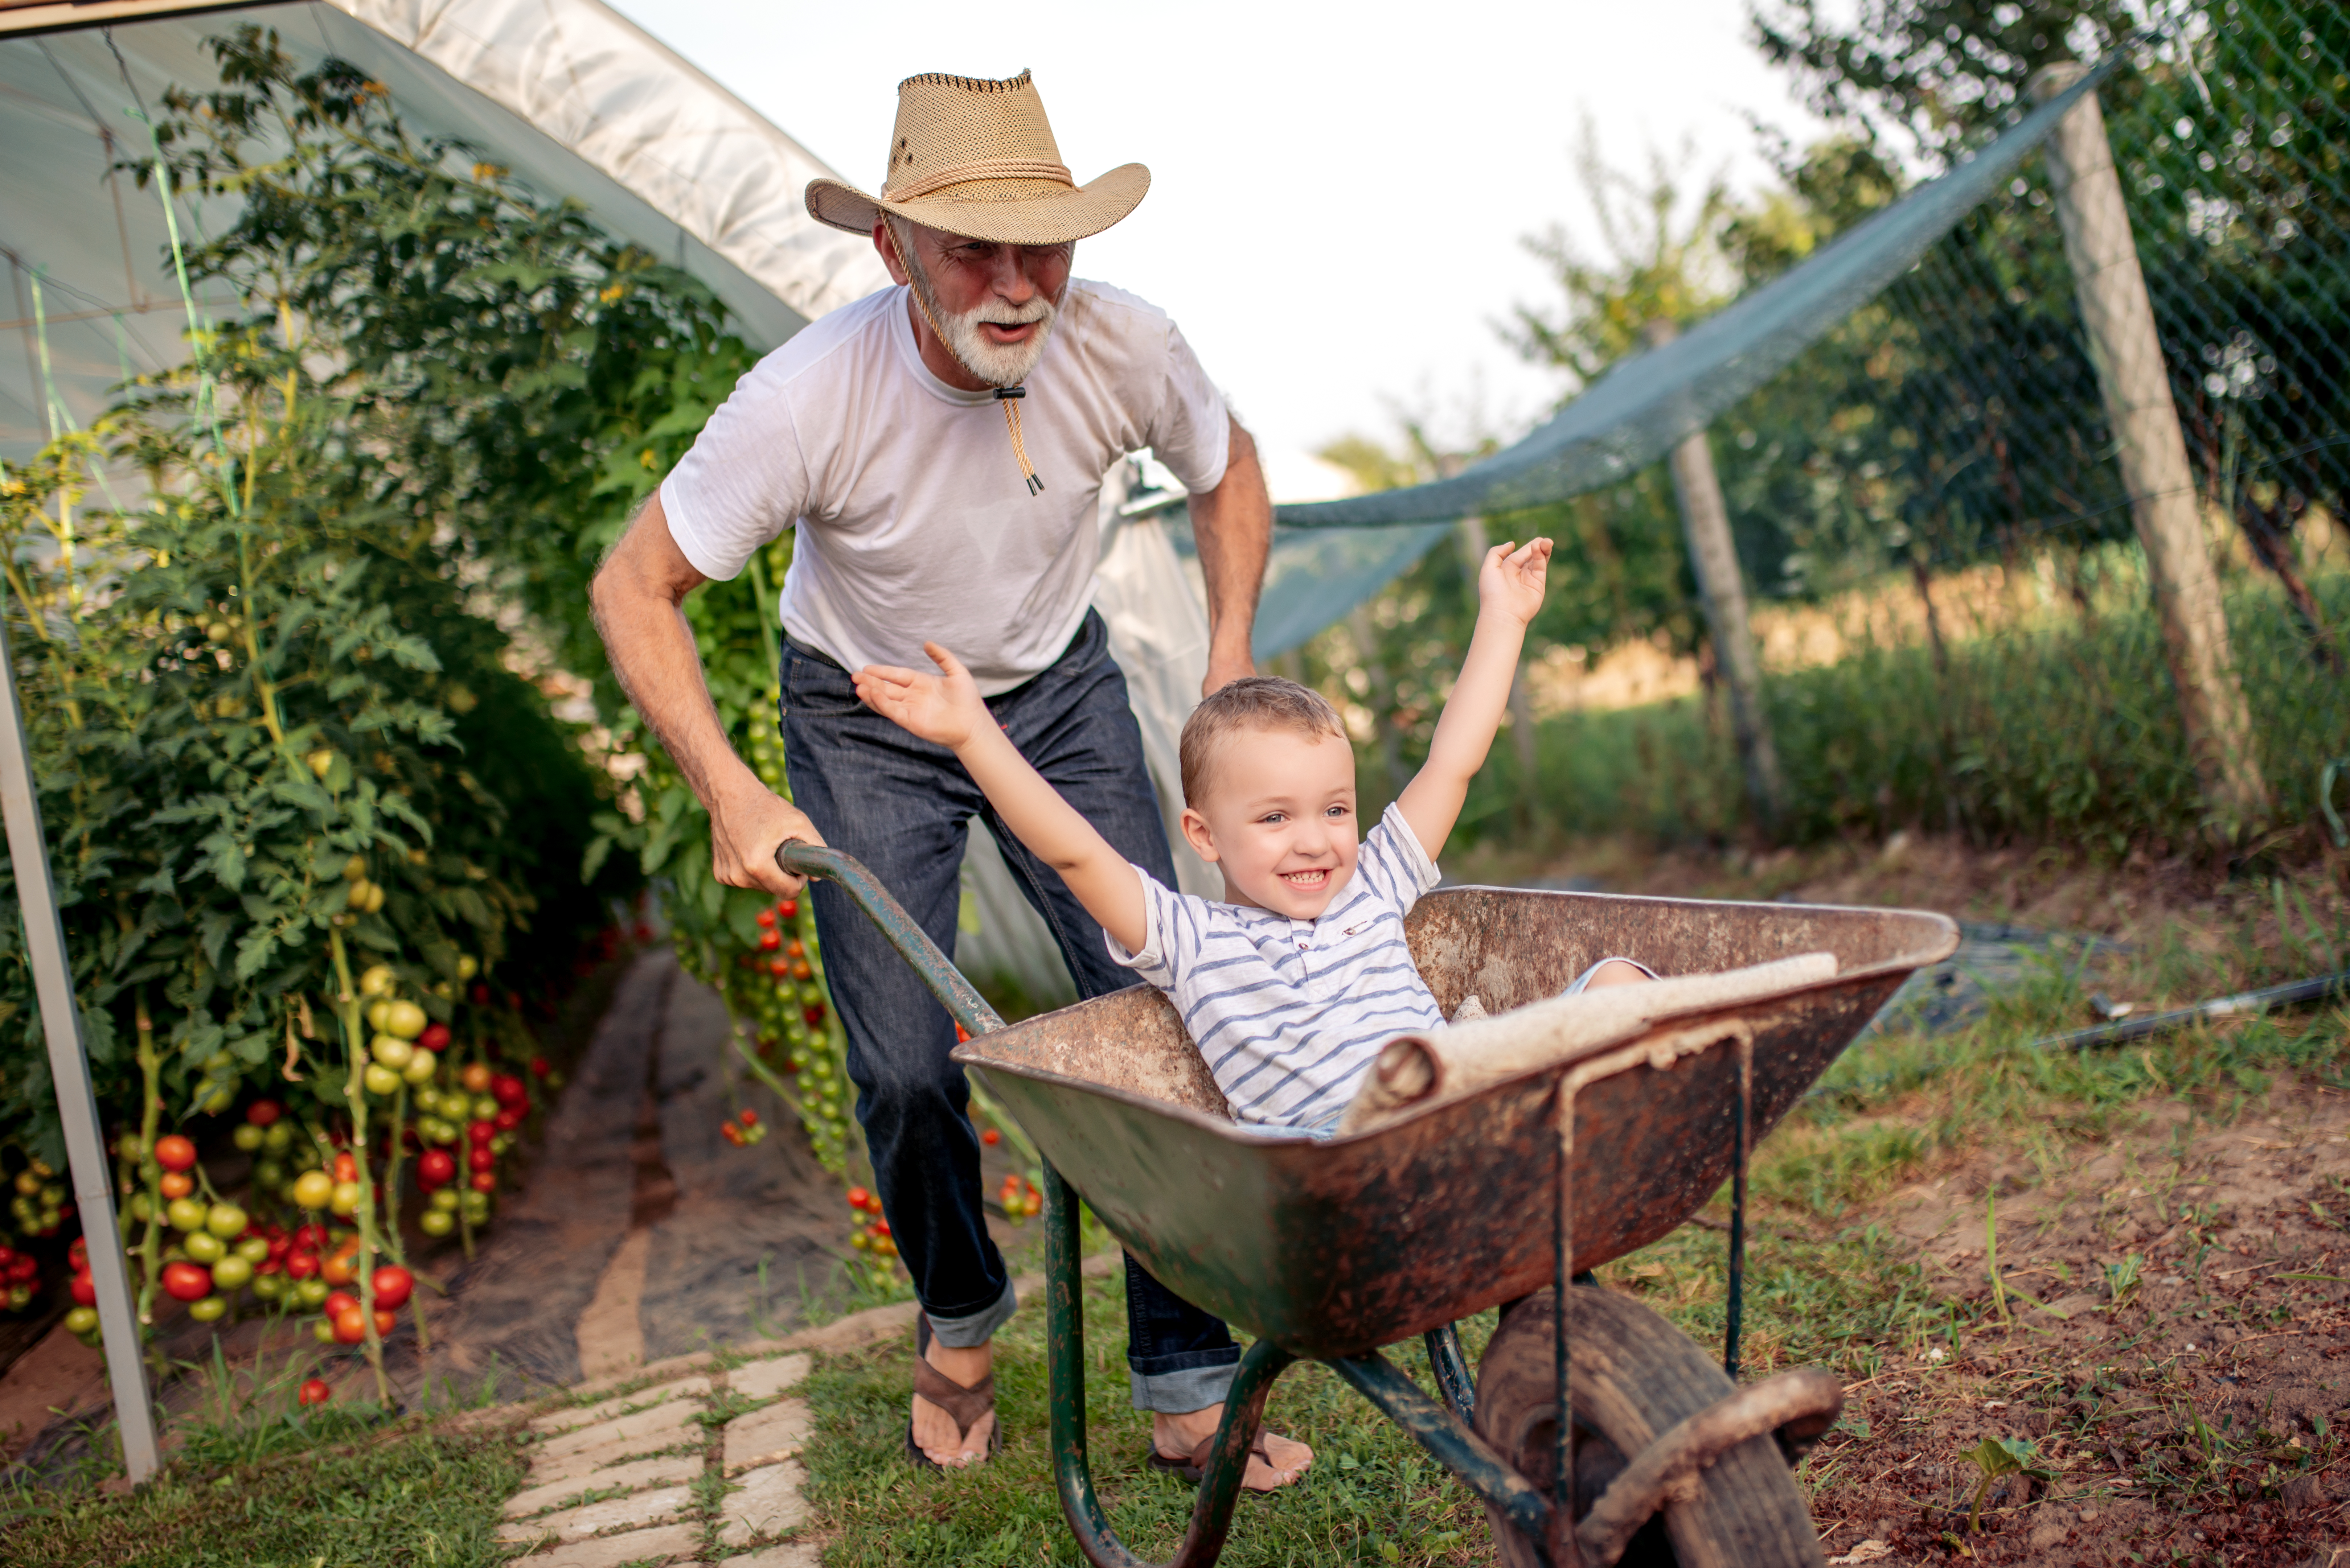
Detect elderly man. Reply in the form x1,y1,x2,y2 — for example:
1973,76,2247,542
591,70,1309,1486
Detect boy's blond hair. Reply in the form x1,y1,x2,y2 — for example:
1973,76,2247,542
1179,677,1346,806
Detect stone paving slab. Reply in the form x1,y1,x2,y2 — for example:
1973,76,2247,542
722,1399,811,1476
717,1459,809,1547
504,1452,707,1519
728,1354,809,1402
725,1542,821,1568
571,1350,714,1403
520,1520,703,1568
533,1377,712,1437
539,1400,704,1464
499,1482,697,1546
529,1430,706,1489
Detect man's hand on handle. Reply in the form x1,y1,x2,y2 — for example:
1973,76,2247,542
711,777,824,897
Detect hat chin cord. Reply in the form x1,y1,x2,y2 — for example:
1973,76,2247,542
884,221,1045,497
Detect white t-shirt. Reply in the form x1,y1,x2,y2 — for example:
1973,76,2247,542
661,280,1231,695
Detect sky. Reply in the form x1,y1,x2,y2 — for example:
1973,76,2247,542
607,0,1834,499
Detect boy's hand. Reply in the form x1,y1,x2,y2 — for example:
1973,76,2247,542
1479,537,1552,627
854,643,991,750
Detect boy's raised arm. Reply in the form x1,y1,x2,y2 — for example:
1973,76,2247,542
853,645,1150,955
1395,538,1552,861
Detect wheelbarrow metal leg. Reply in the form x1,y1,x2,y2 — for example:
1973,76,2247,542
1423,1323,1476,1423
1329,1350,1553,1550
1045,1160,1291,1568
1553,1080,1580,1565
1725,1036,1751,1381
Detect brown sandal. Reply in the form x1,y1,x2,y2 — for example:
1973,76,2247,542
906,1311,1001,1469
1145,1429,1288,1486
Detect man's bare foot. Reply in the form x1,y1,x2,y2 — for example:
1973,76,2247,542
1153,1404,1312,1491
913,1335,995,1466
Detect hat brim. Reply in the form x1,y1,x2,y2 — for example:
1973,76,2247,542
805,163,1149,247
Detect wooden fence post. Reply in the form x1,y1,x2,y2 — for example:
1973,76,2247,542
2030,61,2269,831
1642,319,1784,830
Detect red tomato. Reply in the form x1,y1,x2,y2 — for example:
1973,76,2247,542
370,1266,414,1309
739,1109,759,1127
417,1149,456,1189
418,1023,452,1052
769,960,790,978
493,1108,522,1133
529,1056,551,1078
320,1253,357,1287
467,1146,496,1173
785,939,805,959
721,1122,744,1146
467,1120,495,1144
323,1289,360,1319
490,1073,523,1104
297,1377,332,1407
846,1186,870,1211
332,1152,358,1184
66,1238,84,1267
286,1251,320,1280
468,1172,496,1194
758,931,781,951
332,1304,368,1345
246,1100,283,1127
8,1256,32,1284
154,1134,198,1173
374,1308,397,1336
755,908,776,929
161,1261,211,1301
70,1272,96,1308
981,1128,1000,1145
294,1223,327,1251
0,1246,16,1268
803,1004,826,1026
471,983,491,1005
159,1171,194,1200
778,899,798,919
257,1259,282,1277
871,1219,891,1239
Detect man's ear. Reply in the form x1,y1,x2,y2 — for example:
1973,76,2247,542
1179,807,1220,864
873,219,910,286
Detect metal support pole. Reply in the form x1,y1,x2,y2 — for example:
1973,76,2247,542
0,614,159,1481
2029,62,2269,833
1724,1040,1751,1382
1640,318,1783,830
1552,1081,1578,1565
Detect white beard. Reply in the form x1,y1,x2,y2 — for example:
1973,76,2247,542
903,241,1061,387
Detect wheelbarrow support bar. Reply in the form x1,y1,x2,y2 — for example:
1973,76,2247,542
1330,1352,1553,1546
1046,1161,1295,1568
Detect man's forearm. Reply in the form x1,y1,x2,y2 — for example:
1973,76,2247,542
1188,418,1272,683
593,577,752,811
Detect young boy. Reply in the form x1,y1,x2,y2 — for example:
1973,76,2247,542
853,535,1647,1133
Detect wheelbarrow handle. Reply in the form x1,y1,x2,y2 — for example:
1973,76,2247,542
776,840,1004,1039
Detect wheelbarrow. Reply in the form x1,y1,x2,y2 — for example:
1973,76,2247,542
779,841,1958,1567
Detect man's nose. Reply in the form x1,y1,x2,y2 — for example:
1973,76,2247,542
990,248,1037,303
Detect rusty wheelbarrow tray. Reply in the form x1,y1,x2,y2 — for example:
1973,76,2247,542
780,843,1957,1568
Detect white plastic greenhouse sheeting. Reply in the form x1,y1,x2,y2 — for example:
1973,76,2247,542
0,0,1214,1003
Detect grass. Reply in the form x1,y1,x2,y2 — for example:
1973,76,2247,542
0,1406,530,1567
1439,564,2350,856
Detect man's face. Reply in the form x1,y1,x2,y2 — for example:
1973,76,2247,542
876,218,1073,387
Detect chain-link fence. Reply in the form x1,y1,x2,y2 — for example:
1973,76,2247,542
1312,0,2347,855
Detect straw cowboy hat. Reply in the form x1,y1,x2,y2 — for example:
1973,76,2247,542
805,70,1149,247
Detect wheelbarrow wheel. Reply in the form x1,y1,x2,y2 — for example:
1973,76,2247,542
1472,1287,1823,1568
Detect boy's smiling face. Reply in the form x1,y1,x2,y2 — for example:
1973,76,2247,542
1179,725,1360,920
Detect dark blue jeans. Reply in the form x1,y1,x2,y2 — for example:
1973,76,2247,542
780,610,1241,1412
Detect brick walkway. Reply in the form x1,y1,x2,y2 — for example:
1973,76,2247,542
496,1347,816,1567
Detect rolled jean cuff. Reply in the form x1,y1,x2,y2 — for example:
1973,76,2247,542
924,1279,1017,1349
1128,1349,1241,1413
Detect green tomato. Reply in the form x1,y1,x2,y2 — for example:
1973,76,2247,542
206,1202,248,1239
184,1231,226,1265
65,1305,101,1336
418,1209,455,1238
295,1277,330,1308
167,1197,209,1233
262,1122,293,1153
363,1063,403,1097
370,1035,414,1070
231,1124,264,1153
251,1273,286,1302
211,1254,254,1291
313,1318,339,1345
201,1089,234,1116
428,1188,459,1213
235,1235,271,1264
187,1295,227,1324
402,1052,437,1086
292,1169,334,1210
129,1193,154,1223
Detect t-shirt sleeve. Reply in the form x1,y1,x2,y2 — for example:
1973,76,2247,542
1103,866,1192,991
1146,320,1231,495
1354,802,1441,916
657,361,811,583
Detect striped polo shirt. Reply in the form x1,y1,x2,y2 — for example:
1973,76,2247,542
1108,803,1446,1128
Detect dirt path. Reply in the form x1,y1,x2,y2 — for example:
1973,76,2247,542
1801,1077,2350,1563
